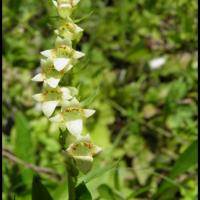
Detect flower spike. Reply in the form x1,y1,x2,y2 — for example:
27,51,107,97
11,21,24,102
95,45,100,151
32,0,101,174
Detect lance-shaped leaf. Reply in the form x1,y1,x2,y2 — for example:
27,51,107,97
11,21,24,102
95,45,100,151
49,97,95,138
32,86,78,117
66,141,102,174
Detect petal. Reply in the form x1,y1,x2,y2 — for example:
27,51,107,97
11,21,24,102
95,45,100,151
54,29,59,35
53,58,70,71
92,145,102,156
72,0,81,6
52,0,57,7
60,88,73,100
66,119,83,138
58,6,72,18
40,58,46,65
45,77,60,88
68,87,78,96
71,97,80,106
42,101,59,117
41,58,52,67
73,51,85,59
59,3,71,8
62,97,80,108
66,64,73,72
149,57,166,70
35,103,43,111
32,94,44,102
83,109,96,118
68,97,80,106
73,155,93,161
55,36,72,47
32,73,45,82
40,50,53,58
75,25,83,33
73,155,93,174
62,97,80,107
49,114,64,123
78,134,91,142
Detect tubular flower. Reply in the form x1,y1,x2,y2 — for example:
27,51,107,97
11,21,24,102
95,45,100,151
32,0,101,173
50,97,95,138
66,142,102,173
32,86,78,117
32,58,72,88
54,22,83,42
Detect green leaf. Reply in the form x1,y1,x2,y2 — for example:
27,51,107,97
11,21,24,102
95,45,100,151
74,10,94,23
98,184,124,200
52,179,68,200
126,186,150,199
156,140,198,197
14,112,34,162
14,111,34,185
75,182,92,200
164,79,187,115
78,160,120,184
169,140,198,178
80,88,99,107
32,176,53,200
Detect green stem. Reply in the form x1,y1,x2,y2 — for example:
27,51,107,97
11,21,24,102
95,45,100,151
66,157,78,200
68,171,76,200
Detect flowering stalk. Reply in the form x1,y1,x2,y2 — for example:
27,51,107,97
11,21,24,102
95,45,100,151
32,0,101,188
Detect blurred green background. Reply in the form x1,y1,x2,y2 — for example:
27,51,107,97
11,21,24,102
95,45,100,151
2,0,198,199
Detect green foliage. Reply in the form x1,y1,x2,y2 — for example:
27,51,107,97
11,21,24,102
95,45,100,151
98,184,124,200
3,0,197,199
32,176,53,200
14,112,34,186
78,160,120,185
14,112,34,162
170,140,198,178
156,140,198,199
75,182,92,200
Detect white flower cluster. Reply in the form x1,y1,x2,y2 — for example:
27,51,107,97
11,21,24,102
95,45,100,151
32,0,101,173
